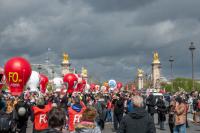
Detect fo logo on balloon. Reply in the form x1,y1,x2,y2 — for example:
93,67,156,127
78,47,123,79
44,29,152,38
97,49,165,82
4,57,32,96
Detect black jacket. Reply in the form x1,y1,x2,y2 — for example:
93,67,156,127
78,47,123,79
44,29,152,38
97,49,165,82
118,108,156,133
114,98,124,115
146,95,156,114
156,99,167,121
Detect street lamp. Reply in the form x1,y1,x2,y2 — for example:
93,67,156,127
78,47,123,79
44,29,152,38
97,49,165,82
169,56,174,90
189,42,196,90
37,64,42,73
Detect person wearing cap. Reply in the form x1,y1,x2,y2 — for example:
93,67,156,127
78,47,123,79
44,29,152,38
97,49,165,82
68,96,86,133
31,97,52,133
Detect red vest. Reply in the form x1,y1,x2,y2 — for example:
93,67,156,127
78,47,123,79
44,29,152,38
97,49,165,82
68,102,86,131
32,103,52,130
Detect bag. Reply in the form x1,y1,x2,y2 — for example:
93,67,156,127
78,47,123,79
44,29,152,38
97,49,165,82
0,115,11,132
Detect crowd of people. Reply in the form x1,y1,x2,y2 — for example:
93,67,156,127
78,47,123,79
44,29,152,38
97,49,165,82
0,89,200,133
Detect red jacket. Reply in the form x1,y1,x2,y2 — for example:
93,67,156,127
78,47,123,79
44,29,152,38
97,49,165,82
68,102,86,131
107,101,112,110
32,103,52,130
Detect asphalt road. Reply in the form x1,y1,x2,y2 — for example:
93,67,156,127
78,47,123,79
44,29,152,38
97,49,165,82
27,113,200,133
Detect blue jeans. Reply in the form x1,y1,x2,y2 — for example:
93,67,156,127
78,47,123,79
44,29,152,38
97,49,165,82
160,121,164,129
173,124,186,133
106,109,112,122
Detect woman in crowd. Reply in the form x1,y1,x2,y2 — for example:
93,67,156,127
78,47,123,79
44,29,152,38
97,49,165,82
75,107,101,133
174,96,187,133
168,97,176,133
47,107,66,133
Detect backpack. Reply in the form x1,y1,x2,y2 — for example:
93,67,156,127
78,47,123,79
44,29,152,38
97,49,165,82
0,114,11,132
18,107,27,117
16,101,29,118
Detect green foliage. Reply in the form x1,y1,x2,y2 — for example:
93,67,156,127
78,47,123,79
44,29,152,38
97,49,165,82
161,77,200,92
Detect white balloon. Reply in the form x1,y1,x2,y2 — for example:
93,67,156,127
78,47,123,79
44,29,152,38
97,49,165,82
101,86,106,91
75,74,82,83
26,71,40,92
95,85,100,91
53,77,63,89
84,84,90,93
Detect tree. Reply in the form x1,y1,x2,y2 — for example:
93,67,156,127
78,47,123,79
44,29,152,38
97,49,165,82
161,77,200,92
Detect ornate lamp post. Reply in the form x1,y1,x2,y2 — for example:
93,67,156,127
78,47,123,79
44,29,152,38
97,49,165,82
189,42,196,90
37,64,42,73
169,56,174,90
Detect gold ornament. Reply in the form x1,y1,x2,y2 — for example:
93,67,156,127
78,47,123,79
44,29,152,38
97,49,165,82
63,52,69,63
81,67,88,77
153,51,160,63
138,69,144,77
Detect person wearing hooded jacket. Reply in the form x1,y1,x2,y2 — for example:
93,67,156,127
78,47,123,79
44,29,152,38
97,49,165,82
146,94,156,121
31,97,52,133
156,96,167,130
118,96,156,133
113,94,124,132
68,96,86,133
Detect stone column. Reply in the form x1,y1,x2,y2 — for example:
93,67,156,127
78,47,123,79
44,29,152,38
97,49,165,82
152,63,161,88
152,52,161,89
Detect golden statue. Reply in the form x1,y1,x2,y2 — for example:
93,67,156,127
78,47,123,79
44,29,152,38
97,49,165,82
153,51,160,63
81,67,88,77
63,52,69,63
138,69,144,77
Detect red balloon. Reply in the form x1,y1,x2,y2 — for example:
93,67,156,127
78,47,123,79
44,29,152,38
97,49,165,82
78,79,86,92
4,57,32,96
117,82,123,90
63,73,78,93
90,83,96,92
39,74,49,94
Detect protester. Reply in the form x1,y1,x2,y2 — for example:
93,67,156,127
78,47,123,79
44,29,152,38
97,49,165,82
156,96,167,130
13,96,30,133
192,91,199,123
31,97,52,133
75,107,101,133
106,98,112,122
146,94,156,122
0,94,6,112
174,96,187,133
168,97,176,133
0,99,16,133
118,95,156,133
95,94,107,131
6,96,15,114
112,94,124,132
47,107,66,133
127,96,134,113
68,96,86,133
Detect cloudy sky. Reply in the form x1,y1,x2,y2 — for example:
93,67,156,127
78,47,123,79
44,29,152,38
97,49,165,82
0,0,200,82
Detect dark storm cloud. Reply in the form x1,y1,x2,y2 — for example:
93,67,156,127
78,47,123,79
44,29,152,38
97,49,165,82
84,0,157,12
134,0,200,25
0,0,200,81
